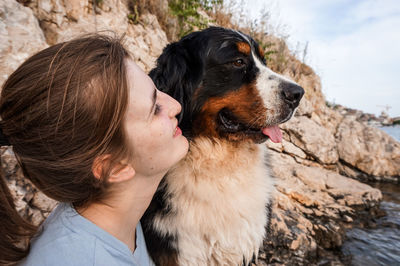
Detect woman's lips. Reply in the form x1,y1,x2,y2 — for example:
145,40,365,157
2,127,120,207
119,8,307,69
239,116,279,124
174,126,182,137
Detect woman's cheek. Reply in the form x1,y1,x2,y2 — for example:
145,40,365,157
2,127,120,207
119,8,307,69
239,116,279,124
155,119,170,138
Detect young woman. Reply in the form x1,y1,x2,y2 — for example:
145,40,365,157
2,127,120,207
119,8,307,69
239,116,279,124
0,34,188,265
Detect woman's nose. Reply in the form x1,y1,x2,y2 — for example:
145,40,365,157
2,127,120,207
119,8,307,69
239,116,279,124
168,97,182,118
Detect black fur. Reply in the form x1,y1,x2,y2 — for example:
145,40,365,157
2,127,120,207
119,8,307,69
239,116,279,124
141,179,178,265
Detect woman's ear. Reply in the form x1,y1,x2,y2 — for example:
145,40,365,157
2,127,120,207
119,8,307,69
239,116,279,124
92,155,135,183
108,164,135,183
92,155,109,180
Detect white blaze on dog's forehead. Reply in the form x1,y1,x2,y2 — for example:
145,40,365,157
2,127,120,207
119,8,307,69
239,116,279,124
252,51,280,107
252,51,296,85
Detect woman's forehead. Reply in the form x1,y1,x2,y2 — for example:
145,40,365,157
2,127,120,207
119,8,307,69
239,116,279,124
126,59,154,92
125,59,156,119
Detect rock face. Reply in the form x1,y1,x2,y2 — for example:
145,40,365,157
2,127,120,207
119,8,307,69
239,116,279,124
0,0,48,86
0,0,399,265
0,147,57,225
281,116,339,165
14,0,168,72
258,151,382,265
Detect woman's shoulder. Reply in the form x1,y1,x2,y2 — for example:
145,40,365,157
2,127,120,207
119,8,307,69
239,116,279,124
20,203,97,265
20,203,141,266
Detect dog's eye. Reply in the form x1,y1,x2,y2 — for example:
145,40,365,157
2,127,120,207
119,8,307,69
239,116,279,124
233,59,245,67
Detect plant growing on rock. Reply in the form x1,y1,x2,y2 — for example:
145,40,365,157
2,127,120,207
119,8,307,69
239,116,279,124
169,0,223,38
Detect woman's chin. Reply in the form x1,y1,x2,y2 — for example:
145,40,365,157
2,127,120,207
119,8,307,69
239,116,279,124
172,137,190,166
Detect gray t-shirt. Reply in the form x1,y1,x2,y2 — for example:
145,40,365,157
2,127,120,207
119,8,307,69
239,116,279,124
20,203,154,266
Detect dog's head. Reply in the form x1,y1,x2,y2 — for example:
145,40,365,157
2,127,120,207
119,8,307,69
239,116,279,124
150,27,304,144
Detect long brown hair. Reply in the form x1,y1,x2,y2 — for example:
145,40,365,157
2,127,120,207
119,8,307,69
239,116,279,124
0,34,133,264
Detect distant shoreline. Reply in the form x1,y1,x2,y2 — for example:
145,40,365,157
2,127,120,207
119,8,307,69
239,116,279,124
327,103,400,127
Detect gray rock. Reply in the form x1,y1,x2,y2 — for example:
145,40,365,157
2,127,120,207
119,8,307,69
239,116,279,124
281,116,339,165
260,150,382,264
0,0,47,87
336,116,400,178
31,191,57,212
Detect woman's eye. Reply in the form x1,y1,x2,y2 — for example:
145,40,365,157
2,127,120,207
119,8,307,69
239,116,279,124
154,104,161,115
233,59,245,67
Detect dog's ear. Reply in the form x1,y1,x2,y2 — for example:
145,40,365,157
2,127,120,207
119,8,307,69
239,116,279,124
149,40,204,130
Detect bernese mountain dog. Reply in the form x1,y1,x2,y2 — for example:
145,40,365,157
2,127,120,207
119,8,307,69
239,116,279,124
141,26,304,266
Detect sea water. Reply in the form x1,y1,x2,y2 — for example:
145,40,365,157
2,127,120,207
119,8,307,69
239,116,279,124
380,125,400,141
341,125,400,265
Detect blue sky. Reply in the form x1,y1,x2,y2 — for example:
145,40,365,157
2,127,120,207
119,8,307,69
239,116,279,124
233,0,400,117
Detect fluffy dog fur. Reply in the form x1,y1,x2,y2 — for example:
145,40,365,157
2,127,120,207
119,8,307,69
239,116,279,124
141,27,304,266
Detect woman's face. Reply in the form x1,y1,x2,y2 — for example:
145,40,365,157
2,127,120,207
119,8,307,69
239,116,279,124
124,59,189,177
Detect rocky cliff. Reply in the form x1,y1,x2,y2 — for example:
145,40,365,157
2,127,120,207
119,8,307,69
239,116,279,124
1,0,399,265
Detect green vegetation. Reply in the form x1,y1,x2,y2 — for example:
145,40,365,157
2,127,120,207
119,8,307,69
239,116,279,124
169,0,222,38
127,0,223,41
127,5,139,24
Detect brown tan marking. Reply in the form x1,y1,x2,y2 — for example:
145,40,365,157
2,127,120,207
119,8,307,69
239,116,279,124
236,41,251,55
258,45,265,59
193,82,270,142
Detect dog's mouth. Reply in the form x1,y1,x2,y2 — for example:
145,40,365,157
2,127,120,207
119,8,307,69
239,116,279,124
218,108,283,143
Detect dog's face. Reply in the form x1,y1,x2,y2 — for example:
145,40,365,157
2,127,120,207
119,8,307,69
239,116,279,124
150,27,304,144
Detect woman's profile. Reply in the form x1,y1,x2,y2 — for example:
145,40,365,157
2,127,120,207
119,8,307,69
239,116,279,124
0,34,188,265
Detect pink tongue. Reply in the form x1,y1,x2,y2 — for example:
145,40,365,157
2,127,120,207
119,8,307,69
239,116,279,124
262,126,282,143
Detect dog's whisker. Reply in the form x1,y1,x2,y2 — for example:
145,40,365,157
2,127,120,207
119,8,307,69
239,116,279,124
245,116,263,130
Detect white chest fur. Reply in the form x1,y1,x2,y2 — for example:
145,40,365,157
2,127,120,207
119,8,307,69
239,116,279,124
153,138,275,266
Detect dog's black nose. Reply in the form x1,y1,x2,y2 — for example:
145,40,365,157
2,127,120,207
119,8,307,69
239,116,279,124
280,82,305,108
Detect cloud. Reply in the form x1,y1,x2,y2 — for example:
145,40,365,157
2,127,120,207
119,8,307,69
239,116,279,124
245,0,400,116
309,2,400,116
